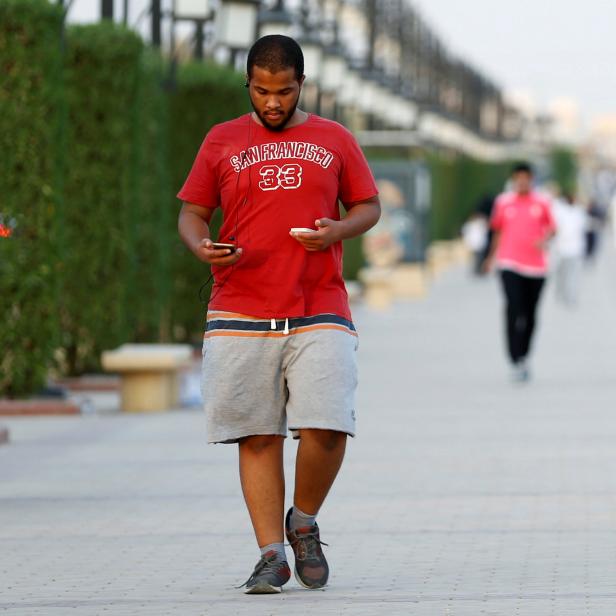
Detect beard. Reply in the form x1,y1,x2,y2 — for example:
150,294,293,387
249,93,300,132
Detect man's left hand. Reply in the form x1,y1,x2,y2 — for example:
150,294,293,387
290,218,343,251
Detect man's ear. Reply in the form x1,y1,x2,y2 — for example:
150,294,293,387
299,75,306,87
244,74,250,88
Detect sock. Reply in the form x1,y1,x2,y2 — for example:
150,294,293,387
289,506,317,530
260,542,286,562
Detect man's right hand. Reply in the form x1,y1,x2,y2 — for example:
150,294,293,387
196,238,243,266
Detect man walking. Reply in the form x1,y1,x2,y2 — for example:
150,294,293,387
484,162,556,381
177,35,380,593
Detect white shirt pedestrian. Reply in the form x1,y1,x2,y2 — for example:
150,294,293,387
553,199,588,306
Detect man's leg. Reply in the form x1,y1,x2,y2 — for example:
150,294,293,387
238,435,286,547
500,270,526,363
281,429,347,589
283,327,357,589
520,275,546,359
293,429,347,515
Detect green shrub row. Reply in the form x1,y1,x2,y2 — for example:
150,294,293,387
429,154,511,241
0,0,64,396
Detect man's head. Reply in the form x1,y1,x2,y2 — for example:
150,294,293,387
246,35,305,131
511,161,534,195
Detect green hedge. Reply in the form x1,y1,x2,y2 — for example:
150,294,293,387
428,154,511,240
131,50,173,343
0,0,64,396
57,23,144,374
550,147,577,196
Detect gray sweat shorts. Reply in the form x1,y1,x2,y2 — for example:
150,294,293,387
201,311,359,444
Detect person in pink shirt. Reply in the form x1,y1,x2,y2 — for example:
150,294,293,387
484,162,557,381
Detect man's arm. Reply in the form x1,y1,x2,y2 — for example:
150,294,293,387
178,202,242,265
290,195,381,252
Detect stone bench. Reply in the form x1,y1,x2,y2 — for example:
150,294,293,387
101,344,193,412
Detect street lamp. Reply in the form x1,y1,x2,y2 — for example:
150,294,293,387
174,0,213,60
321,46,346,93
296,32,323,114
258,0,294,38
215,0,260,49
336,65,361,107
174,0,211,19
297,33,323,84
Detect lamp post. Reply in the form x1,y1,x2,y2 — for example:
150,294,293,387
174,1,213,59
215,0,260,68
258,0,294,38
320,45,346,120
101,0,113,20
173,0,258,66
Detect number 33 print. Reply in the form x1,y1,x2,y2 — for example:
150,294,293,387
259,164,303,191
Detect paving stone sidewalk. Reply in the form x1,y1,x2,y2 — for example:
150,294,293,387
1,248,615,615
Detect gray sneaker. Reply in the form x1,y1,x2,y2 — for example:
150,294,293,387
239,551,291,594
285,508,329,589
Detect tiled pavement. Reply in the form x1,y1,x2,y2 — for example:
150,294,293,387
1,247,615,615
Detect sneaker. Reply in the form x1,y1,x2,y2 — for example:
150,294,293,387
239,551,291,594
285,508,329,589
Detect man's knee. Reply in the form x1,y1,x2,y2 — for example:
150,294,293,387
238,434,283,454
300,429,347,452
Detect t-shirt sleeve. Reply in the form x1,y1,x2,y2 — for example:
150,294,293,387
337,130,378,205
176,132,220,208
490,197,505,231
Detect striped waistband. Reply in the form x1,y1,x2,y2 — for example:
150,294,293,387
205,311,357,339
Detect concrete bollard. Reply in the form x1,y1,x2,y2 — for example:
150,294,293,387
358,267,394,310
390,263,428,299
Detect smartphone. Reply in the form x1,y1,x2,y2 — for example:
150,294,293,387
290,227,317,234
211,242,237,253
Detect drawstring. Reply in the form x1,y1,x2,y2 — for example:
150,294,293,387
270,318,290,335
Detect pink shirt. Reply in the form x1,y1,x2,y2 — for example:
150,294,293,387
490,191,556,276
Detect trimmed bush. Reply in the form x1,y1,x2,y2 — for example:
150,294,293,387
550,147,577,196
0,0,64,396
58,23,143,374
429,154,510,240
131,50,174,342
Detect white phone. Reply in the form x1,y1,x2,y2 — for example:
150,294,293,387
290,227,316,234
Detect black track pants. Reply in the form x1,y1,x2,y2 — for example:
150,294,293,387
499,270,546,364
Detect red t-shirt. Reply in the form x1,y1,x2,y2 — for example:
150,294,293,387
490,191,556,276
177,113,378,319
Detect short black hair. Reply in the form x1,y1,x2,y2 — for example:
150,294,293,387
511,161,533,175
247,35,304,81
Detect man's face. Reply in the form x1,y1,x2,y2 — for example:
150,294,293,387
512,171,533,194
248,65,304,131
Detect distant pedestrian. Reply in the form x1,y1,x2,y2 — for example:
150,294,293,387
584,201,606,263
461,213,488,275
553,194,587,307
483,162,557,381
